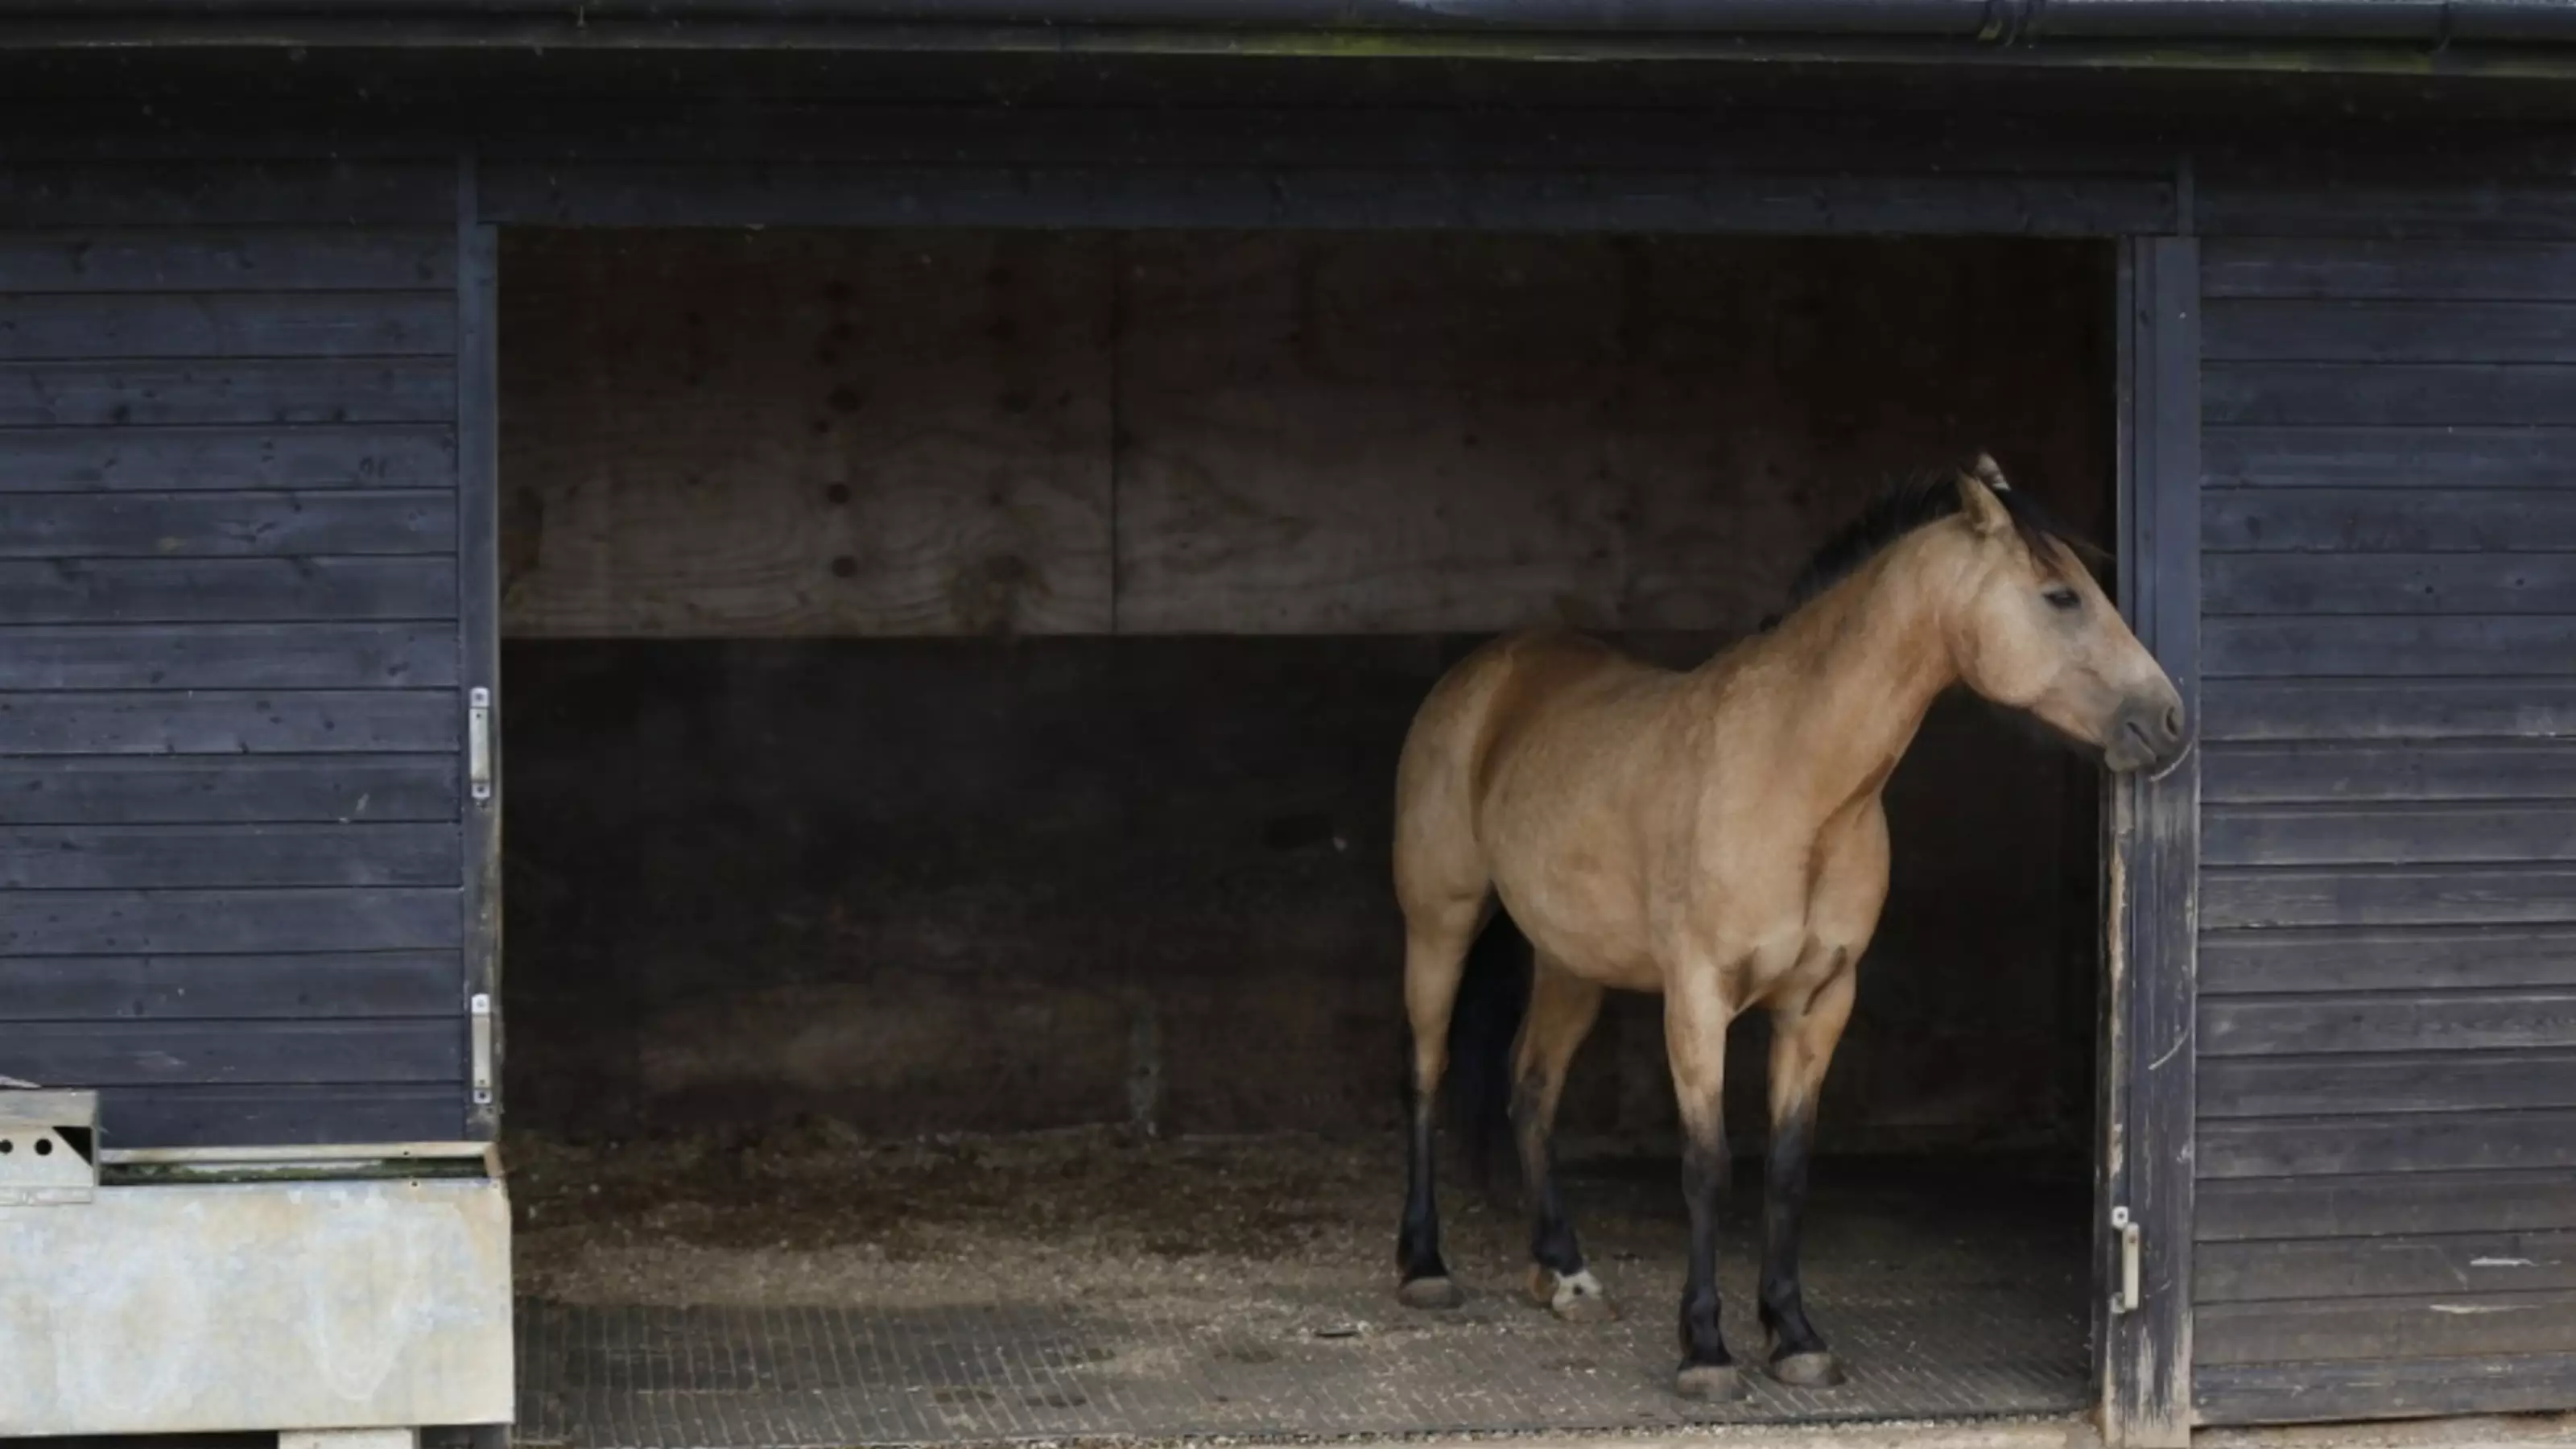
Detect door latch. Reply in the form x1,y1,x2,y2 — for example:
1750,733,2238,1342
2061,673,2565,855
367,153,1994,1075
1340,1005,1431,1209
467,687,493,803
2111,1205,2141,1314
469,993,494,1107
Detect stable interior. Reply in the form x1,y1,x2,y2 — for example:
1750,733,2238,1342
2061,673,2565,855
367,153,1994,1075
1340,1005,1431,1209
495,229,2116,1448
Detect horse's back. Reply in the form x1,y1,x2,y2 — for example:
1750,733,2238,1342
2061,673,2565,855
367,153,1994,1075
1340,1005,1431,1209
1409,629,1654,775
1393,629,1666,919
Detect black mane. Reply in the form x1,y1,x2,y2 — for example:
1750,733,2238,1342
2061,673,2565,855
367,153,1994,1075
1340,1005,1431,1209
1760,464,2088,631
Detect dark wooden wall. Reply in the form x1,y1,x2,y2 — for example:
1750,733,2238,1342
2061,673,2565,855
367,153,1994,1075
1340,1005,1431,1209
2189,167,2576,1422
0,162,478,1148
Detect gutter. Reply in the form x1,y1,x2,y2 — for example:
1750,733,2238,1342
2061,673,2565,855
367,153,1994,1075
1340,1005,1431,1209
17,0,2576,43
13,0,2576,75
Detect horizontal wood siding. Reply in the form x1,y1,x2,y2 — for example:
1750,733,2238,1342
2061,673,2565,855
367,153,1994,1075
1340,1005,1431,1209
485,163,2170,234
0,425,456,491
102,1084,466,1147
0,824,461,890
2202,803,2576,865
2194,227,2576,1422
2198,1354,2576,1425
2199,679,2576,742
456,102,2175,233
0,490,458,558
2199,1230,2576,1301
0,165,469,1148
0,694,455,758
2202,1170,2576,1241
0,292,456,360
0,163,453,228
0,229,454,293
2202,1052,2576,1118
2205,742,2576,803
0,952,460,1019
0,558,457,624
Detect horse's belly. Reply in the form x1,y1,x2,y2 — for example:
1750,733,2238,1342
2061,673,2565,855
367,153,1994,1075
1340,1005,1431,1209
1494,872,1663,993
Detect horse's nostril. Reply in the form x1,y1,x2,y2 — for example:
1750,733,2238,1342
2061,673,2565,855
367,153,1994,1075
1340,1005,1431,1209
2162,705,2183,740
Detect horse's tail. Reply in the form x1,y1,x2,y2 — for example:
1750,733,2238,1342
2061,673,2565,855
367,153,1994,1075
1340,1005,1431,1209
1447,907,1531,1197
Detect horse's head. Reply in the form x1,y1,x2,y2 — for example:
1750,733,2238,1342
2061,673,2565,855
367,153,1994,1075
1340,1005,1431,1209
1940,456,2189,777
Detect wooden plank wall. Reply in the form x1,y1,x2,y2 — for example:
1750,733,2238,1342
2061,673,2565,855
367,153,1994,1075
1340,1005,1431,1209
498,230,1115,636
0,160,473,1148
499,229,2112,638
2192,171,2576,1422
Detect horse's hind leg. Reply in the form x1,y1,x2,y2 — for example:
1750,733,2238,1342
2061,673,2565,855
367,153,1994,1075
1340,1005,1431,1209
1513,956,1614,1323
1396,898,1488,1310
1760,968,1857,1388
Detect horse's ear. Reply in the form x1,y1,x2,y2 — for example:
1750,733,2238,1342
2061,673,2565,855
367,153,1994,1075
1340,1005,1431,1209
1969,452,2011,493
1956,461,2013,537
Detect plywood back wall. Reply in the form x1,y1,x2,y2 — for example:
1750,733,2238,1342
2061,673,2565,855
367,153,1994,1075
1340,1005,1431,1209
499,230,2110,638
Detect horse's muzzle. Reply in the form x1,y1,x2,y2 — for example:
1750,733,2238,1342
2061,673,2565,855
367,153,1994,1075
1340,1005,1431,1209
2106,694,2190,777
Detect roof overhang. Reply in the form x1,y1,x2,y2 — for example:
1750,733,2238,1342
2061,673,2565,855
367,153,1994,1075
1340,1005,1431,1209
8,0,2576,76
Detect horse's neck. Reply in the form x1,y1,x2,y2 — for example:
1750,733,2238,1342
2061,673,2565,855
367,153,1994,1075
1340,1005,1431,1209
1724,547,1959,811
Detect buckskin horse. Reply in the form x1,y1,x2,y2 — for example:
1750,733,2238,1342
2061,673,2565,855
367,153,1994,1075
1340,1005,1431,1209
1389,456,2186,1400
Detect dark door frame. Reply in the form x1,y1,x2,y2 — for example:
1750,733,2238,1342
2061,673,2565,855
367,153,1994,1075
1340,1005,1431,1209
2102,232,2203,1449
452,142,2206,1445
458,159,505,1146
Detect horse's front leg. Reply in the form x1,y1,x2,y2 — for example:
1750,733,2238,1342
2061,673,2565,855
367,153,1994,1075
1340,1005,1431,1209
1665,967,1741,1401
1761,966,1856,1388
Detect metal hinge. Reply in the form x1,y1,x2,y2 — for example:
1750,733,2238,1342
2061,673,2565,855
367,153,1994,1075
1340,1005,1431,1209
467,687,493,803
469,993,494,1107
2111,1205,2142,1314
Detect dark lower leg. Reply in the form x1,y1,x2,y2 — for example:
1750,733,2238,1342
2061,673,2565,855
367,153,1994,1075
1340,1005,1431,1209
1396,921,1473,1308
1513,1071,1584,1278
1509,966,1602,1296
1677,1125,1733,1370
1397,1081,1451,1288
1756,973,1853,1383
1666,981,1738,1397
1758,1101,1827,1359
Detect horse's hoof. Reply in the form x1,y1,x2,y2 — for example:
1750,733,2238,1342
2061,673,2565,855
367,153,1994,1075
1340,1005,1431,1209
1770,1350,1845,1389
1556,1292,1620,1325
1398,1276,1464,1311
1675,1364,1746,1401
1525,1265,1620,1323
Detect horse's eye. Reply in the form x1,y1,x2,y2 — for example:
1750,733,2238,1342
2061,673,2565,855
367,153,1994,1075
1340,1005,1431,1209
2043,587,2082,611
